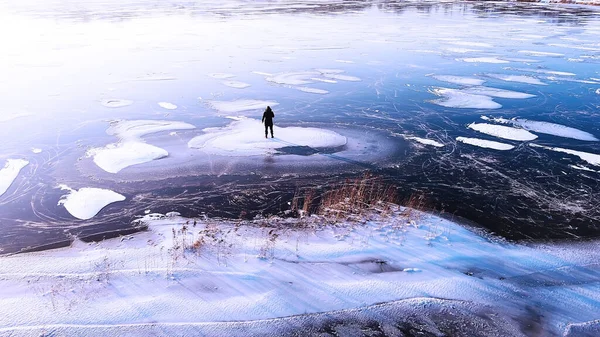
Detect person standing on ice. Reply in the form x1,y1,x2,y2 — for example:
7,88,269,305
262,106,275,138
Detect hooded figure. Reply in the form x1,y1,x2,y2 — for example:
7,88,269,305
262,106,275,138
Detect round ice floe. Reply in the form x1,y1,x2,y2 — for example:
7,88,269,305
207,100,279,114
462,87,535,99
58,185,125,220
530,144,600,167
430,88,501,109
209,73,235,79
467,123,538,141
431,75,485,86
486,74,546,85
101,99,133,108
296,87,329,94
222,80,251,89
458,57,509,64
0,159,29,197
107,120,196,140
483,117,598,141
188,118,347,156
456,137,514,150
87,141,169,173
158,102,177,110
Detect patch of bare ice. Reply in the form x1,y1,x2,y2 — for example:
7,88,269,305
457,137,514,150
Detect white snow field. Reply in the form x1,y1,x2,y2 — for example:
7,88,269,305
0,208,598,336
57,185,126,220
530,144,600,166
0,159,29,197
430,75,486,86
188,118,347,156
467,123,538,141
87,120,196,173
207,100,279,114
100,99,133,108
456,137,515,150
430,88,501,109
403,136,444,147
482,117,599,141
486,74,546,85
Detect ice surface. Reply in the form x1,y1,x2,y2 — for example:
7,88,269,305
158,102,177,110
0,159,29,197
222,80,251,89
188,118,346,156
87,141,169,174
486,74,546,85
462,86,535,99
482,117,598,141
518,50,564,57
456,137,514,150
209,73,235,79
404,136,444,147
530,144,600,166
208,100,279,113
430,75,485,86
296,87,329,94
57,185,125,220
430,88,501,109
467,123,538,141
107,120,196,140
101,99,133,108
459,57,509,64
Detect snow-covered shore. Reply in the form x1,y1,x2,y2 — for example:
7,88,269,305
0,207,598,336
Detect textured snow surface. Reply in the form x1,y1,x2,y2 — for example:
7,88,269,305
188,118,347,156
0,159,29,197
0,209,597,336
482,117,598,141
57,185,126,220
430,88,501,109
431,75,485,86
208,100,279,113
456,137,514,150
467,123,538,141
487,73,546,85
530,144,600,166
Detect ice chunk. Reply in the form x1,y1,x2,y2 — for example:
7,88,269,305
430,88,501,109
222,80,251,89
530,144,600,166
208,100,279,113
158,102,177,110
458,57,509,64
58,185,125,220
266,71,318,85
518,50,564,57
107,120,196,140
482,117,598,141
462,87,535,99
404,136,444,147
209,73,235,79
467,123,538,141
486,74,546,85
87,141,169,173
457,137,514,150
430,75,485,86
188,118,346,156
296,87,329,94
101,99,133,108
0,159,29,197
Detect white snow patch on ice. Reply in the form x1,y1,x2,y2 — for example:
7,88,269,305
459,57,509,64
597,89,600,95
322,74,361,82
0,159,29,197
222,80,251,89
456,137,514,150
430,75,485,86
518,50,564,57
158,102,177,110
482,117,598,141
447,41,493,48
296,87,329,94
57,185,126,220
509,68,576,76
266,71,318,85
430,88,501,109
444,47,482,54
462,86,535,99
570,165,599,173
311,77,337,84
209,73,235,79
107,120,196,140
31,148,42,154
486,74,546,85
467,123,538,141
188,118,346,156
208,100,279,113
315,68,345,74
87,142,169,174
530,144,600,166
404,136,444,147
252,71,273,76
101,99,133,108
335,59,354,64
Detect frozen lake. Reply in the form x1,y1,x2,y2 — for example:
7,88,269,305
1,0,600,254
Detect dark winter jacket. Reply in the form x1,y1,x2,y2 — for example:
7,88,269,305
262,107,275,126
